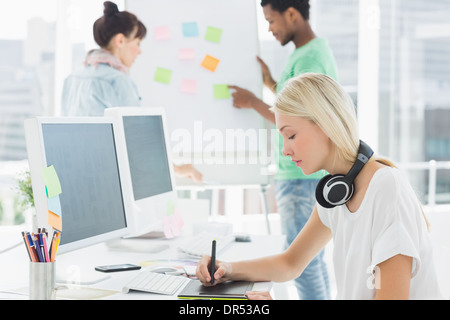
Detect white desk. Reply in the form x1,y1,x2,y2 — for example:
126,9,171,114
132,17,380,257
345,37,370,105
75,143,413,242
0,228,285,300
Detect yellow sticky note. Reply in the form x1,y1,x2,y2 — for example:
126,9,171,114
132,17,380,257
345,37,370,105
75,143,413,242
48,210,62,231
41,165,62,198
201,54,220,72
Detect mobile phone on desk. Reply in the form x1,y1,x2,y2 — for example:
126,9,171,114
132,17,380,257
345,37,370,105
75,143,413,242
95,264,141,273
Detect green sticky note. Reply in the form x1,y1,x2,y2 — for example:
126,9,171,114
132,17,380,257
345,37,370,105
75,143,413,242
41,165,62,198
154,67,173,84
213,84,230,99
205,26,222,43
167,200,175,216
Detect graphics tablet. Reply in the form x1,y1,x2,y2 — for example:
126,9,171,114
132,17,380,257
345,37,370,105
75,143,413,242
178,280,253,300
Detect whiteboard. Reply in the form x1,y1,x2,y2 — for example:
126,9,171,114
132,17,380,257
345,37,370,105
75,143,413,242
126,0,269,186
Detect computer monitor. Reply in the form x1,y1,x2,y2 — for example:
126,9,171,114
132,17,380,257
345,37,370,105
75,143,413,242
104,107,177,237
24,117,133,254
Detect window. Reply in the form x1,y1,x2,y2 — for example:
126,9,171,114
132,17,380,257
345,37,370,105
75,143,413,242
1,1,449,226
0,1,57,225
377,0,450,203
0,0,124,225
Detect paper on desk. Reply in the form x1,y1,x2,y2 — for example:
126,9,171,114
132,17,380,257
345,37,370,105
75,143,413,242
56,287,119,300
139,259,197,269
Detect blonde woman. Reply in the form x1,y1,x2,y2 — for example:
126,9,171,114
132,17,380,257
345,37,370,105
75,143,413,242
196,73,442,300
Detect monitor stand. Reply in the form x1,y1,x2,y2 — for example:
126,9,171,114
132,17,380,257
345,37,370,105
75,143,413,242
105,237,169,253
124,230,166,239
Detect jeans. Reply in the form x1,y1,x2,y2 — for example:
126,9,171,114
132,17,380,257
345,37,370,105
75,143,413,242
274,179,330,300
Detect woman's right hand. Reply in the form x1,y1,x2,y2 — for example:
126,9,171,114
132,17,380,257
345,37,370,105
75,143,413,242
196,255,232,287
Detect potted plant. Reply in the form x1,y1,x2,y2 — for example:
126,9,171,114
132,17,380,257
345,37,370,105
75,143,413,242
16,170,36,228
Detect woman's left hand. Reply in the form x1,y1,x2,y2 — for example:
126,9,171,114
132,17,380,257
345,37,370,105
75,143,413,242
245,291,273,300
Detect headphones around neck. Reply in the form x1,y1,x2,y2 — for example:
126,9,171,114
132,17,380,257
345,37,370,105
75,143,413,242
315,140,374,209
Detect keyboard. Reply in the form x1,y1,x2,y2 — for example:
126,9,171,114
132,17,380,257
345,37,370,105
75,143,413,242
122,271,189,295
178,232,235,257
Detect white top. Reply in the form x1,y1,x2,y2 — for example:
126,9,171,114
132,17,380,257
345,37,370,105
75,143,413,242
317,167,443,300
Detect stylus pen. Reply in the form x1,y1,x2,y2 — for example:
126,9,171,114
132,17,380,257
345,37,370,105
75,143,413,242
210,239,216,285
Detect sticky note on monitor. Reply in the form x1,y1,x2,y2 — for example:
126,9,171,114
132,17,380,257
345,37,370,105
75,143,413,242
47,194,62,217
201,54,220,72
213,85,230,99
182,22,199,37
154,67,173,84
48,210,62,231
41,165,62,198
154,26,171,41
205,26,223,43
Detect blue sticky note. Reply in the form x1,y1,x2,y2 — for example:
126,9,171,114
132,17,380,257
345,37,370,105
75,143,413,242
182,22,199,37
48,194,62,217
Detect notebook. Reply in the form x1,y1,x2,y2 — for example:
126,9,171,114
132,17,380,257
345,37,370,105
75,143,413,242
177,280,253,300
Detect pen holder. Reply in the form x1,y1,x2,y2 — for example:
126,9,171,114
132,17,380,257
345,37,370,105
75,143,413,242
29,261,56,300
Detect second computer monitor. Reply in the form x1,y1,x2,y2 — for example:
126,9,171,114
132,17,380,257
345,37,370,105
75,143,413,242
105,107,177,237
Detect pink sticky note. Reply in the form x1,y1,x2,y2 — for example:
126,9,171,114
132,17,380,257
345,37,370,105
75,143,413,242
163,216,175,239
173,211,184,230
154,26,171,41
170,217,181,237
180,79,197,94
178,48,195,60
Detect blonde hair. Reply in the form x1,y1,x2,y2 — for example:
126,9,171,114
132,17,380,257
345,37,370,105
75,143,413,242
272,73,395,168
272,73,430,229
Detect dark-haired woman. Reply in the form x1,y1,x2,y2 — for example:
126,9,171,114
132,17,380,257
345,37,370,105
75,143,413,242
62,1,203,183
62,1,146,116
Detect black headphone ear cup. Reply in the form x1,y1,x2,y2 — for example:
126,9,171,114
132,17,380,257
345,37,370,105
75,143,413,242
315,175,336,209
325,175,354,206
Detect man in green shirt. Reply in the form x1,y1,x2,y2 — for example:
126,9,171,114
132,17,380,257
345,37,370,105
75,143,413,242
229,0,338,300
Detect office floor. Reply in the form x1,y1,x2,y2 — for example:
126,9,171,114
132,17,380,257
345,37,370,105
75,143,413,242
217,206,450,300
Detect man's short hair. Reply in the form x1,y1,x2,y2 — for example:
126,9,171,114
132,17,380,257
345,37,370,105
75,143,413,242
260,0,310,20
